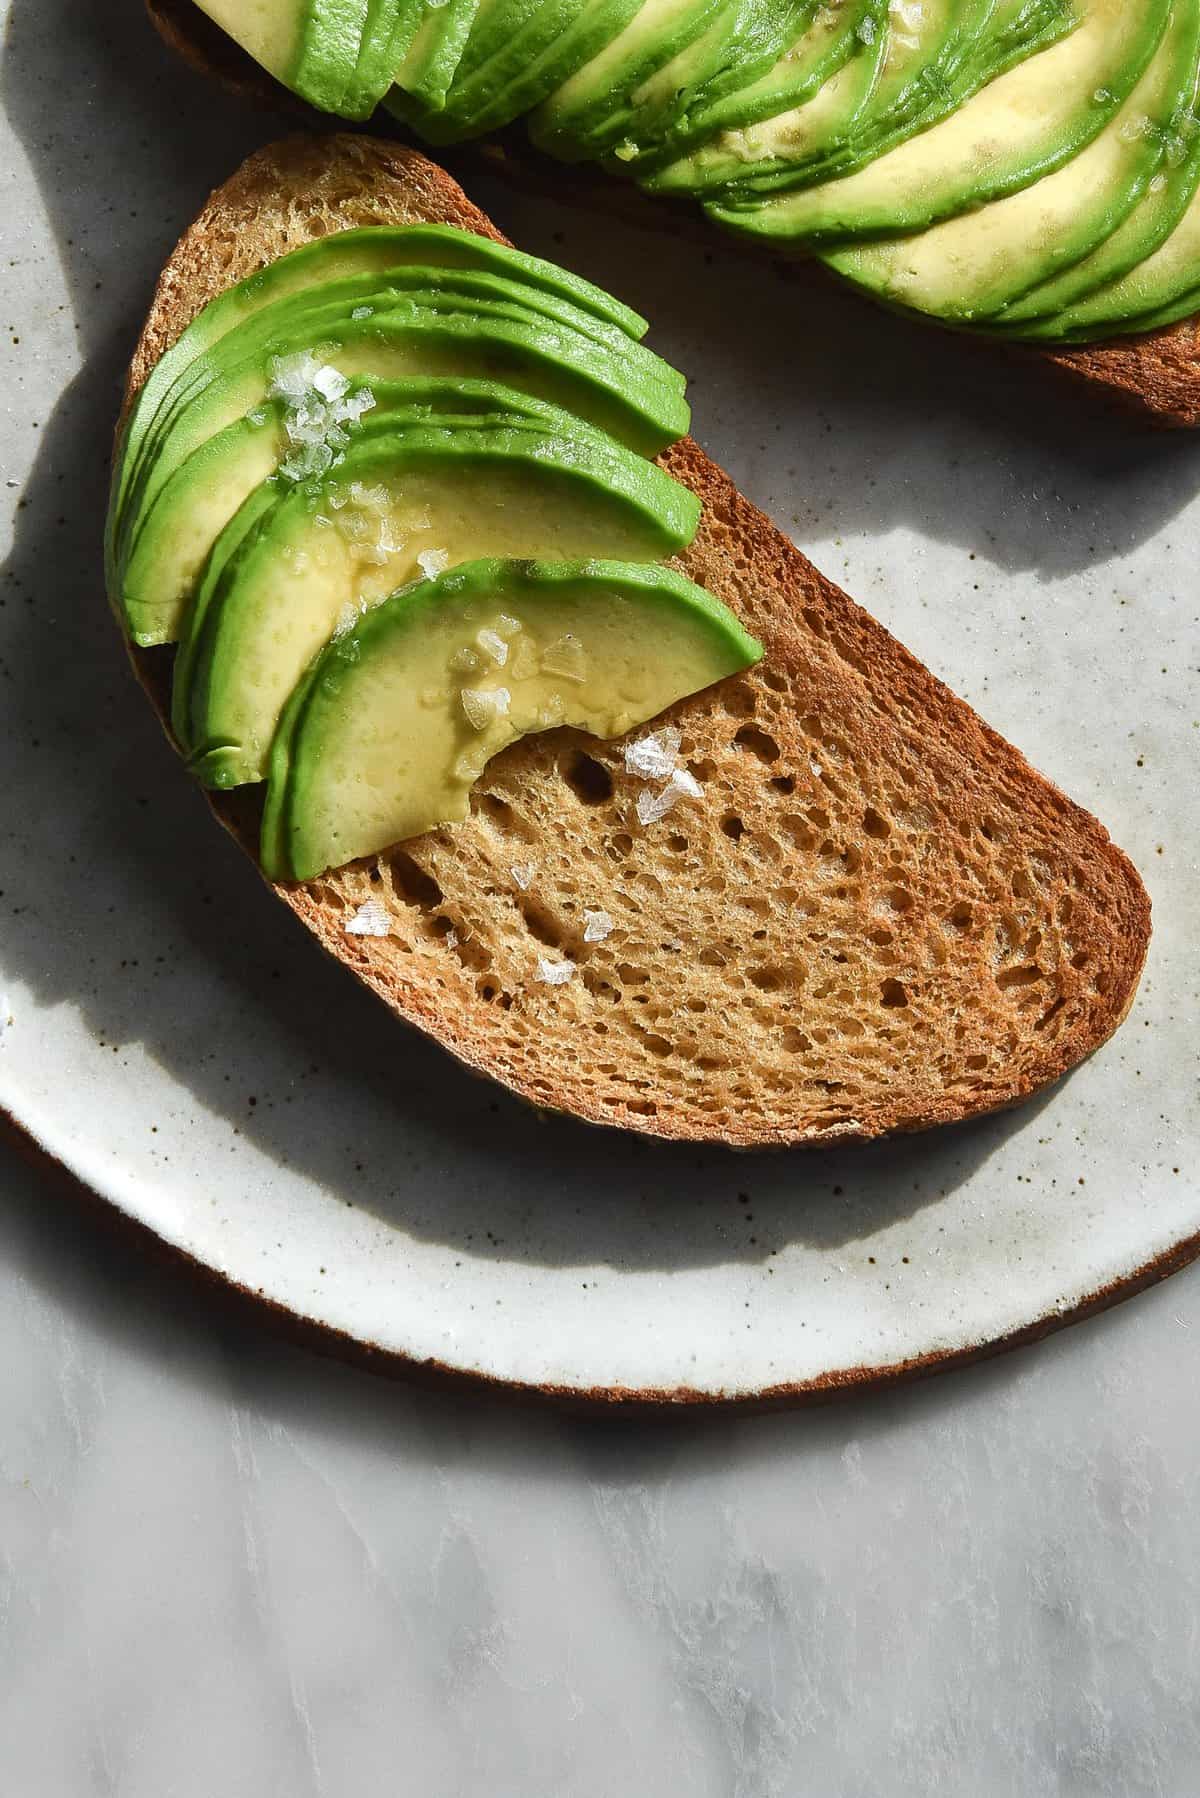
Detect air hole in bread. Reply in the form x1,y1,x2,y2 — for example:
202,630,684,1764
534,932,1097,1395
862,807,891,840
564,751,613,805
880,978,909,1008
721,814,745,841
1036,995,1067,1032
770,774,796,795
724,686,757,718
733,724,780,764
389,850,443,910
519,899,566,950
996,964,1041,990
946,901,972,931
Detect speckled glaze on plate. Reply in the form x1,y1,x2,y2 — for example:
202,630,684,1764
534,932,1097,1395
1,0,1197,1404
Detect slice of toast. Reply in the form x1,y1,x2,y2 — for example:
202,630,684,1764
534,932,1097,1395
120,132,1151,1146
146,0,1200,429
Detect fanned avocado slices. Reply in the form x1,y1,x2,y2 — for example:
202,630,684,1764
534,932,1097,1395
107,222,648,593
261,559,762,882
190,0,1200,345
121,375,565,648
112,264,688,598
825,0,1200,321
171,413,702,788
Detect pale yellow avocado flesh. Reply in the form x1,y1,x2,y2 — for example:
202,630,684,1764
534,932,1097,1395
192,0,304,79
181,453,696,786
723,0,1160,239
828,2,1198,319
265,561,761,880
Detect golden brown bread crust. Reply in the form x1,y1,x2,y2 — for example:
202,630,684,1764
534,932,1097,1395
147,0,1200,427
120,132,1151,1145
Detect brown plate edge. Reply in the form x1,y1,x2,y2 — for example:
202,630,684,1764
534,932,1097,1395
4,1094,1196,1415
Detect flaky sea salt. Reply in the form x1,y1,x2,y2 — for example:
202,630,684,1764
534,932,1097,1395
635,766,703,826
476,627,509,665
623,725,681,781
535,956,575,986
511,862,534,890
344,898,391,938
418,547,451,580
461,686,511,731
583,909,613,943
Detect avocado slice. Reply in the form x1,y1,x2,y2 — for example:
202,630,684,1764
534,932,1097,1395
711,0,1170,244
345,0,428,112
172,417,703,788
599,0,828,166
656,5,892,197
108,224,649,592
568,0,809,165
194,0,379,117
705,0,1077,206
191,0,307,90
998,13,1200,334
400,0,646,141
825,0,1200,322
669,0,999,200
260,558,762,881
528,0,729,160
114,271,689,581
121,375,564,648
1009,145,1200,340
638,0,884,194
389,0,485,112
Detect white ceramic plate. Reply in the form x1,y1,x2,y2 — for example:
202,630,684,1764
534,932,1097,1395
2,1,1197,1402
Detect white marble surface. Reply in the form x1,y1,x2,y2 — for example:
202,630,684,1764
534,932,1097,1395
3,1,1200,1789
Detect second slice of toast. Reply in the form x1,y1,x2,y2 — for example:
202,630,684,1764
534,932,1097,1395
146,0,1200,430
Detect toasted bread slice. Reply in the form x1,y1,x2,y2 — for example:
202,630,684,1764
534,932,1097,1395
147,0,1200,429
119,133,1150,1146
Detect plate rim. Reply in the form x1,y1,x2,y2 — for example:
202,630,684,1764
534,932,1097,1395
6,1098,1197,1411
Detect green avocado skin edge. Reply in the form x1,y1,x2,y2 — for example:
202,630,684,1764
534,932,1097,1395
193,0,1200,344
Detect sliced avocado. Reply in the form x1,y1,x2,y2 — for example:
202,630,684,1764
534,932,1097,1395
661,9,891,198
191,0,306,88
261,558,762,881
389,0,485,111
172,417,703,787
711,0,1169,244
528,0,728,160
740,0,991,187
598,0,826,167
826,0,1200,322
673,0,988,200
115,272,689,579
999,14,1200,334
292,0,376,115
344,0,426,112
1011,145,1200,339
406,0,646,141
706,0,1077,204
108,224,648,592
575,0,794,164
121,375,561,648
638,0,883,194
